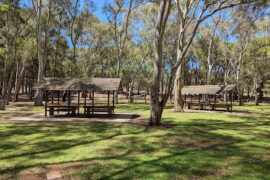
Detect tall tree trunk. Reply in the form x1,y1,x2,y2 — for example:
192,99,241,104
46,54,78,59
2,60,7,105
223,59,229,102
34,0,44,106
174,60,184,112
128,80,134,103
207,64,213,85
236,69,244,106
43,0,51,77
254,78,259,105
6,69,15,104
253,55,259,105
206,14,220,85
149,61,163,126
117,53,121,78
2,1,11,105
12,64,25,102
149,0,171,126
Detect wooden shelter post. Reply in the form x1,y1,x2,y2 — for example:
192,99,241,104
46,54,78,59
184,95,187,104
107,91,110,115
107,91,110,107
45,90,48,117
51,91,54,104
84,91,87,115
204,94,207,110
199,95,201,110
230,91,233,112
113,91,115,107
214,94,217,105
78,91,80,115
92,90,94,115
225,93,228,105
57,91,60,104
57,91,60,114
68,90,71,115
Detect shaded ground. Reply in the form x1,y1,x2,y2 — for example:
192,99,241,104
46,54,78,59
4,111,136,123
0,102,270,179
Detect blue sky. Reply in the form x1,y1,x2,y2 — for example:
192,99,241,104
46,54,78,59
20,0,109,22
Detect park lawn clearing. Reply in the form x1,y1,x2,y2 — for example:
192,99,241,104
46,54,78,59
0,103,270,179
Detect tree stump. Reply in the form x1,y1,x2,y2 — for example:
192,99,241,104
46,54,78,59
0,99,5,110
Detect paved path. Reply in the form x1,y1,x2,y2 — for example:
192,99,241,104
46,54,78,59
1,109,135,123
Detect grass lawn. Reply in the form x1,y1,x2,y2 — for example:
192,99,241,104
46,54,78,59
0,103,270,179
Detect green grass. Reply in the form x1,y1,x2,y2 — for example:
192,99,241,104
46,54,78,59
0,103,270,179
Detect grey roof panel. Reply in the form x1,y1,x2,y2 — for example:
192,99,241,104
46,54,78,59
182,85,235,95
35,78,122,91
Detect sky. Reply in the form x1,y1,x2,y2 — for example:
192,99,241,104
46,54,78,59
20,0,110,22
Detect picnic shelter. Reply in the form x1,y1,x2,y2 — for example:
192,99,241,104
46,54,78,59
35,78,122,117
182,84,235,112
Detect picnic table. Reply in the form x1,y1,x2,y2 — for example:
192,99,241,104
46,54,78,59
45,103,78,116
83,105,115,116
186,101,205,110
209,103,232,112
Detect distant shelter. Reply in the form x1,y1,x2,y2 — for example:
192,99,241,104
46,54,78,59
182,85,235,112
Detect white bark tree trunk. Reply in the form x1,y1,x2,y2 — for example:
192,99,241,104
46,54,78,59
34,0,44,106
149,0,172,126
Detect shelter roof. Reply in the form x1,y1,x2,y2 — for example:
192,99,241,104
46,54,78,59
35,78,122,91
182,84,235,95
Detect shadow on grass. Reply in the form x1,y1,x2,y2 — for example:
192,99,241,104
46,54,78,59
1,103,270,179
0,122,149,174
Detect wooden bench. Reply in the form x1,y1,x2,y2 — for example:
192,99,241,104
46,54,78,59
46,105,77,116
210,103,232,112
84,106,115,116
186,102,204,110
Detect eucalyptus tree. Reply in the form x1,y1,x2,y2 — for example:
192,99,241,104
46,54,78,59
78,13,112,77
104,0,143,77
0,0,18,103
149,0,266,125
0,0,35,103
123,3,155,103
228,3,268,105
195,13,222,85
172,0,267,112
31,0,44,105
149,0,172,125
247,37,270,105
